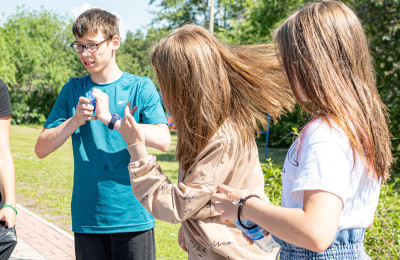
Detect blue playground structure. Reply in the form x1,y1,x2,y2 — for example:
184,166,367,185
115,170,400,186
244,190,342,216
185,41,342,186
260,114,271,158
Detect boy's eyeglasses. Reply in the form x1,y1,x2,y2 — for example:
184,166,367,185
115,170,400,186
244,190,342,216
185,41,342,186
70,37,112,53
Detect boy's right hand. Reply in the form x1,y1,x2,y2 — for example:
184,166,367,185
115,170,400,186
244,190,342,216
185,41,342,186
74,96,97,126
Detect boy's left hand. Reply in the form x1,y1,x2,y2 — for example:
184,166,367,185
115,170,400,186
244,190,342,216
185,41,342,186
91,88,111,125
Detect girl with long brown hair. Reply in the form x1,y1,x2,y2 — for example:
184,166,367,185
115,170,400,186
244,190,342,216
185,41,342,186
212,1,392,259
94,24,293,259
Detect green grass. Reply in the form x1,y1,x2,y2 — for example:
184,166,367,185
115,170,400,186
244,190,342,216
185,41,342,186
262,160,400,259
11,125,74,230
14,125,399,259
8,126,259,258
10,125,285,259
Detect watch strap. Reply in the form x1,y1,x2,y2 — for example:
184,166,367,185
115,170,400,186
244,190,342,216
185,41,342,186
108,113,121,130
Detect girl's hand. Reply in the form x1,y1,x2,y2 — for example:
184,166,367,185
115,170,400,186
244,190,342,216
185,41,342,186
211,184,247,222
178,225,188,252
0,207,16,228
91,88,111,125
213,185,271,245
115,102,145,145
241,231,254,245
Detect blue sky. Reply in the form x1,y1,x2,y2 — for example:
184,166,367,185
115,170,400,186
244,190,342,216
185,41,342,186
0,0,159,40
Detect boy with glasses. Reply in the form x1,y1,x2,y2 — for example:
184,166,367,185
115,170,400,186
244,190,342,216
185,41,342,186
35,8,170,260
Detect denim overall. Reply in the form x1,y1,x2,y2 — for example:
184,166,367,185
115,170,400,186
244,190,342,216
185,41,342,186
272,229,371,259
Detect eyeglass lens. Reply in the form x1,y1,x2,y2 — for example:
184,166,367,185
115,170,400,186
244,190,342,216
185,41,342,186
72,44,98,53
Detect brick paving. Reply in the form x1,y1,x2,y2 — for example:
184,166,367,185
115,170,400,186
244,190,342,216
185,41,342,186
10,204,75,260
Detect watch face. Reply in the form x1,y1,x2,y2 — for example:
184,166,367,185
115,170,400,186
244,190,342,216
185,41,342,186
113,113,122,120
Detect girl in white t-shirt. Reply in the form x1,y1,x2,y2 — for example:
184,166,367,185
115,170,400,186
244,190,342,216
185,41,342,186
212,1,393,259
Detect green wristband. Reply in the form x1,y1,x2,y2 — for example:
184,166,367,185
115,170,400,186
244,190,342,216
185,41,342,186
2,204,17,215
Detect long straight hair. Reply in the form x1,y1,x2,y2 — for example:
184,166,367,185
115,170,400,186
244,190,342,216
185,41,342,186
151,24,294,172
274,1,392,182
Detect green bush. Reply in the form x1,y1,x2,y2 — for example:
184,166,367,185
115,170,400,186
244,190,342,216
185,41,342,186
0,7,85,124
263,158,283,206
365,178,400,258
262,161,400,258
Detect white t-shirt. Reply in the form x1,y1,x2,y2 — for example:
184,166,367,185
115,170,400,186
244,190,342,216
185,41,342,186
281,118,381,230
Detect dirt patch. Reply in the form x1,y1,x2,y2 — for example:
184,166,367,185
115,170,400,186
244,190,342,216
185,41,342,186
17,194,73,235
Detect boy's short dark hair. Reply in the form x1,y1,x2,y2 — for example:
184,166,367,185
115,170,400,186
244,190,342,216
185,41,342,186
72,8,119,38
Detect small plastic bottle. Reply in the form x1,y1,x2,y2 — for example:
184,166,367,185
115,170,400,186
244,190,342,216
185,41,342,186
85,91,96,109
85,91,96,115
233,219,278,252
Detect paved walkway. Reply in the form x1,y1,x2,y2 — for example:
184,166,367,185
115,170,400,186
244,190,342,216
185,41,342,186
10,204,75,260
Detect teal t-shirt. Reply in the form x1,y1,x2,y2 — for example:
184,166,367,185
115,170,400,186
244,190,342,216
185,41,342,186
44,72,167,233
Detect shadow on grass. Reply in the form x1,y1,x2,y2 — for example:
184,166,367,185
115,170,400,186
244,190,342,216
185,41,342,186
155,153,176,162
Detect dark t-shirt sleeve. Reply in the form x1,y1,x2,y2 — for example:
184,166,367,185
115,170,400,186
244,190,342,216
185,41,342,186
0,79,12,117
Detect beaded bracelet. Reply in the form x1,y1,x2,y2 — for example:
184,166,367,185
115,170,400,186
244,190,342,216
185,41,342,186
236,194,260,230
2,204,18,215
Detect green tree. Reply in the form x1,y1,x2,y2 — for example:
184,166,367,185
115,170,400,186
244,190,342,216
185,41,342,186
117,29,158,83
147,1,400,170
0,6,84,124
0,34,17,86
149,0,256,32
218,0,305,44
147,0,306,147
149,0,210,28
348,0,400,173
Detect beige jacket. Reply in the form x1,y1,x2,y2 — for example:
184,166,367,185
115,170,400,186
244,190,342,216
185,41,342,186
127,124,278,259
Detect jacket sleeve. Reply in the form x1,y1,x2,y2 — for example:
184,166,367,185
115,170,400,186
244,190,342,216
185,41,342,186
126,139,237,223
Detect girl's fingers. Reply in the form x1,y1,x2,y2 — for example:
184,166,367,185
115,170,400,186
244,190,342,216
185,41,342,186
124,102,132,118
211,192,228,203
241,231,254,244
216,184,233,194
213,202,223,212
131,105,138,115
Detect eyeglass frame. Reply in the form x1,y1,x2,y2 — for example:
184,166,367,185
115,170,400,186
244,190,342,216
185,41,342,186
70,36,113,53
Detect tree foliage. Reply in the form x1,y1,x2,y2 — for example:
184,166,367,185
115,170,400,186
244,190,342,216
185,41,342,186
264,161,400,258
349,0,400,173
218,0,305,44
117,30,156,81
0,1,399,257
149,0,259,35
148,0,400,173
1,2,399,174
0,6,84,124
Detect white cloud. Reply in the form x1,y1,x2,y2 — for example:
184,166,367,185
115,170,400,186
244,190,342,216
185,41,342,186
73,3,91,18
